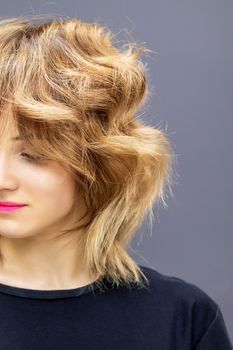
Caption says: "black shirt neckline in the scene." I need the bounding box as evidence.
[0,279,101,299]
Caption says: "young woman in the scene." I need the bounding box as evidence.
[0,15,232,350]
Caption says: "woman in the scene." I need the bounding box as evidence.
[0,15,232,349]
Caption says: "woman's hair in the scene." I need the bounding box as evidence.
[0,15,175,290]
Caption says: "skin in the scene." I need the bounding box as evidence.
[0,116,97,290]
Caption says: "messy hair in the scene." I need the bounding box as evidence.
[0,15,175,290]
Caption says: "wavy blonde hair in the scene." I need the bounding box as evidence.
[0,15,175,290]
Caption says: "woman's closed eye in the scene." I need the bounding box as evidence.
[20,152,45,163]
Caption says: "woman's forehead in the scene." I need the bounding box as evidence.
[0,116,18,139]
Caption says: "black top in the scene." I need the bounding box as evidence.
[0,264,232,350]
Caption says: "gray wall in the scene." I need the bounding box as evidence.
[1,0,232,340]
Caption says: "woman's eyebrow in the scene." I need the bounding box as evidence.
[12,135,32,141]
[12,136,22,141]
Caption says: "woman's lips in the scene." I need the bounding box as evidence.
[0,201,26,206]
[0,205,27,213]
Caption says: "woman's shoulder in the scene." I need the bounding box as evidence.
[137,265,232,349]
[103,264,219,320]
[139,264,218,310]
[138,264,219,326]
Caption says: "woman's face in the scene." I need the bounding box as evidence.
[0,119,86,240]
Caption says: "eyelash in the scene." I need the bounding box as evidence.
[20,152,43,163]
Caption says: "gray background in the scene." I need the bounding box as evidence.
[1,0,232,341]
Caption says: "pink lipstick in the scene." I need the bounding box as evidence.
[0,202,27,213]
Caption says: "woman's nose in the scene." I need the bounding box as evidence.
[0,156,18,189]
